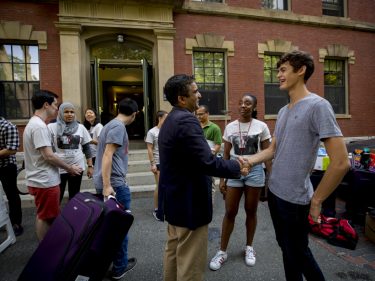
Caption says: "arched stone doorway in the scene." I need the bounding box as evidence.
[55,0,176,136]
[89,34,153,139]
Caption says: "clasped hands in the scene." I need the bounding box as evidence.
[237,156,252,176]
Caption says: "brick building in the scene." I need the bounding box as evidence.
[1,0,374,149]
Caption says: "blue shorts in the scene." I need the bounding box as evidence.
[227,164,265,188]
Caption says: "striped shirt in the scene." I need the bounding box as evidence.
[0,117,19,167]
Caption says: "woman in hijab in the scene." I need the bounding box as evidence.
[48,102,93,202]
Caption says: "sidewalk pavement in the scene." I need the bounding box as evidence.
[1,190,374,281]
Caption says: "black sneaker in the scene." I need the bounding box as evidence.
[12,224,24,236]
[111,257,137,280]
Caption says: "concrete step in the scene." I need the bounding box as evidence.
[128,149,149,161]
[128,160,151,173]
[10,147,155,208]
[2,176,156,208]
[16,149,149,163]
[16,172,157,193]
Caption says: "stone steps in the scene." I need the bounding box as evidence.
[11,148,157,204]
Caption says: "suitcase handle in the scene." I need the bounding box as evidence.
[106,195,116,201]
[105,195,127,211]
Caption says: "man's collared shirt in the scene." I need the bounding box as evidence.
[0,117,19,167]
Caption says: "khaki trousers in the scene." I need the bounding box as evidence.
[163,223,208,281]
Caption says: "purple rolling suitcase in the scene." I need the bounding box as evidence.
[18,192,134,281]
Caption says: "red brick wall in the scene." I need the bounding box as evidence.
[348,0,375,23]
[0,1,61,98]
[173,13,375,137]
[0,1,61,150]
[292,0,322,16]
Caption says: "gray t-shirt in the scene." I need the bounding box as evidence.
[268,93,342,205]
[93,119,129,190]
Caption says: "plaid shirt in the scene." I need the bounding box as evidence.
[0,117,20,167]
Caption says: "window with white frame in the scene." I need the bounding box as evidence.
[193,51,226,115]
[264,54,288,115]
[261,0,288,10]
[324,58,347,114]
[322,0,344,17]
[0,43,40,119]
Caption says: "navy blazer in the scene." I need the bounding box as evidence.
[158,107,241,230]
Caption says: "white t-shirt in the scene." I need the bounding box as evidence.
[223,119,271,160]
[145,126,160,164]
[89,123,103,157]
[23,116,60,188]
[48,123,92,174]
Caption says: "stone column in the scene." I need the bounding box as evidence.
[55,23,83,120]
[154,29,176,111]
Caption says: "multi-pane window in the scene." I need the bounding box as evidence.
[264,54,288,115]
[193,51,225,115]
[322,0,344,17]
[261,0,288,10]
[324,59,346,114]
[0,44,40,119]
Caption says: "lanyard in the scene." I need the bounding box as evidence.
[238,120,252,155]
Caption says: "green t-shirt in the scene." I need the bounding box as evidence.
[202,121,222,148]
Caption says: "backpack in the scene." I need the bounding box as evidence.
[308,214,359,250]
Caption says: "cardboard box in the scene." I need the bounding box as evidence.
[365,213,375,244]
[314,156,330,171]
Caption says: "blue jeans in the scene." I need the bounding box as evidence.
[268,191,325,281]
[112,184,131,273]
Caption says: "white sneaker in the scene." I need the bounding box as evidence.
[209,250,228,271]
[245,246,256,266]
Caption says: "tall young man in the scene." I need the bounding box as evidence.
[247,50,350,281]
[158,74,247,281]
[23,90,82,241]
[93,97,138,280]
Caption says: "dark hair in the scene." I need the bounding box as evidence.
[32,90,58,110]
[277,50,314,82]
[118,98,138,116]
[163,74,195,106]
[83,108,100,130]
[155,110,168,126]
[198,105,209,113]
[243,93,258,119]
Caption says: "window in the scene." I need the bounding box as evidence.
[0,44,40,119]
[261,0,288,10]
[264,54,288,115]
[193,51,226,115]
[322,0,344,17]
[324,59,346,114]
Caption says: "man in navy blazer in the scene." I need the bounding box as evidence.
[158,74,245,281]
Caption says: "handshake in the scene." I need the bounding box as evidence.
[237,156,254,176]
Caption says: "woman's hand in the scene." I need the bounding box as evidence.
[219,180,227,200]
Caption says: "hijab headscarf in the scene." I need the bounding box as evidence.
[56,102,79,137]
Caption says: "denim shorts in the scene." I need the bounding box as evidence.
[226,164,265,188]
